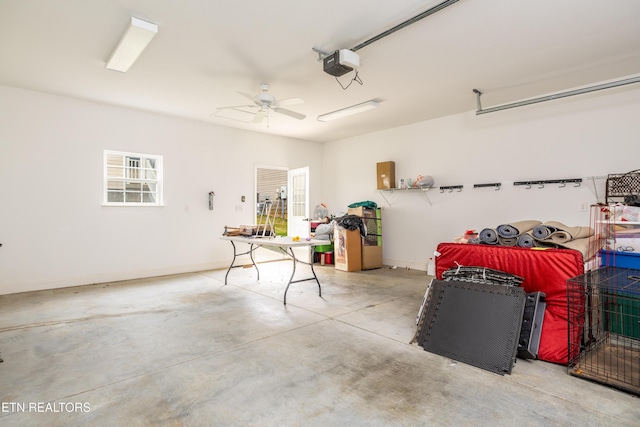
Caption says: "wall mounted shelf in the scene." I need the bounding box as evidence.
[378,186,433,205]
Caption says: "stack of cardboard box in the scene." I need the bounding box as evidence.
[334,206,383,271]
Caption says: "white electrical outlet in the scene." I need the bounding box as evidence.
[579,202,588,212]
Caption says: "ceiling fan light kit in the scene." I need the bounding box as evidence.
[317,100,379,122]
[106,17,158,72]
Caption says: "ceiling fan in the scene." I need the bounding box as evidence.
[212,83,306,124]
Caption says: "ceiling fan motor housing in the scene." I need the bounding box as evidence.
[257,93,275,105]
[214,83,306,122]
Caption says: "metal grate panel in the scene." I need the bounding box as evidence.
[419,280,526,375]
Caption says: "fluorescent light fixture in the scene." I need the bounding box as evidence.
[106,17,158,72]
[317,100,379,122]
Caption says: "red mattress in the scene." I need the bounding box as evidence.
[435,243,584,365]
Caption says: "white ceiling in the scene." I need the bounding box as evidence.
[1,0,639,143]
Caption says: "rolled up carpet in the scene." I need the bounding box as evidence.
[497,236,518,246]
[556,237,603,260]
[532,224,559,240]
[533,239,559,249]
[531,235,603,260]
[545,231,573,244]
[542,221,594,241]
[517,233,535,248]
[496,220,542,238]
[479,228,498,245]
[533,221,595,244]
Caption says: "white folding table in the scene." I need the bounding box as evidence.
[219,235,329,304]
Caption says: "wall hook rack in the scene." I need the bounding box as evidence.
[440,185,463,193]
[473,183,501,191]
[513,178,582,189]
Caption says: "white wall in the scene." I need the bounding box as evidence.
[323,87,640,269]
[2,85,639,294]
[0,86,323,294]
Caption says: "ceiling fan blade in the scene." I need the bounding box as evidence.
[272,107,305,120]
[212,104,255,113]
[237,91,260,105]
[253,110,267,123]
[212,107,257,123]
[276,97,304,106]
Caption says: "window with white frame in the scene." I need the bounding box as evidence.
[104,150,163,206]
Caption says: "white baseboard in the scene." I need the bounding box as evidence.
[0,261,229,295]
[383,258,428,272]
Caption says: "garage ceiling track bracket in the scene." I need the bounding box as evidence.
[314,0,460,60]
[473,75,640,115]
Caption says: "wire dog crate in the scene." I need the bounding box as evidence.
[567,267,640,395]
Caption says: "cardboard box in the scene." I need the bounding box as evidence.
[377,161,395,189]
[363,234,381,246]
[334,227,362,272]
[239,224,271,236]
[347,206,377,218]
[362,245,382,270]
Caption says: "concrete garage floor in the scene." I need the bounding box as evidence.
[0,262,638,426]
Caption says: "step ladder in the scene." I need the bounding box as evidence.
[258,199,280,237]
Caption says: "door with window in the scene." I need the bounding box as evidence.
[287,167,309,237]
[287,167,310,261]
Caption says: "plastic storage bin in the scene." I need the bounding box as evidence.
[600,250,640,269]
